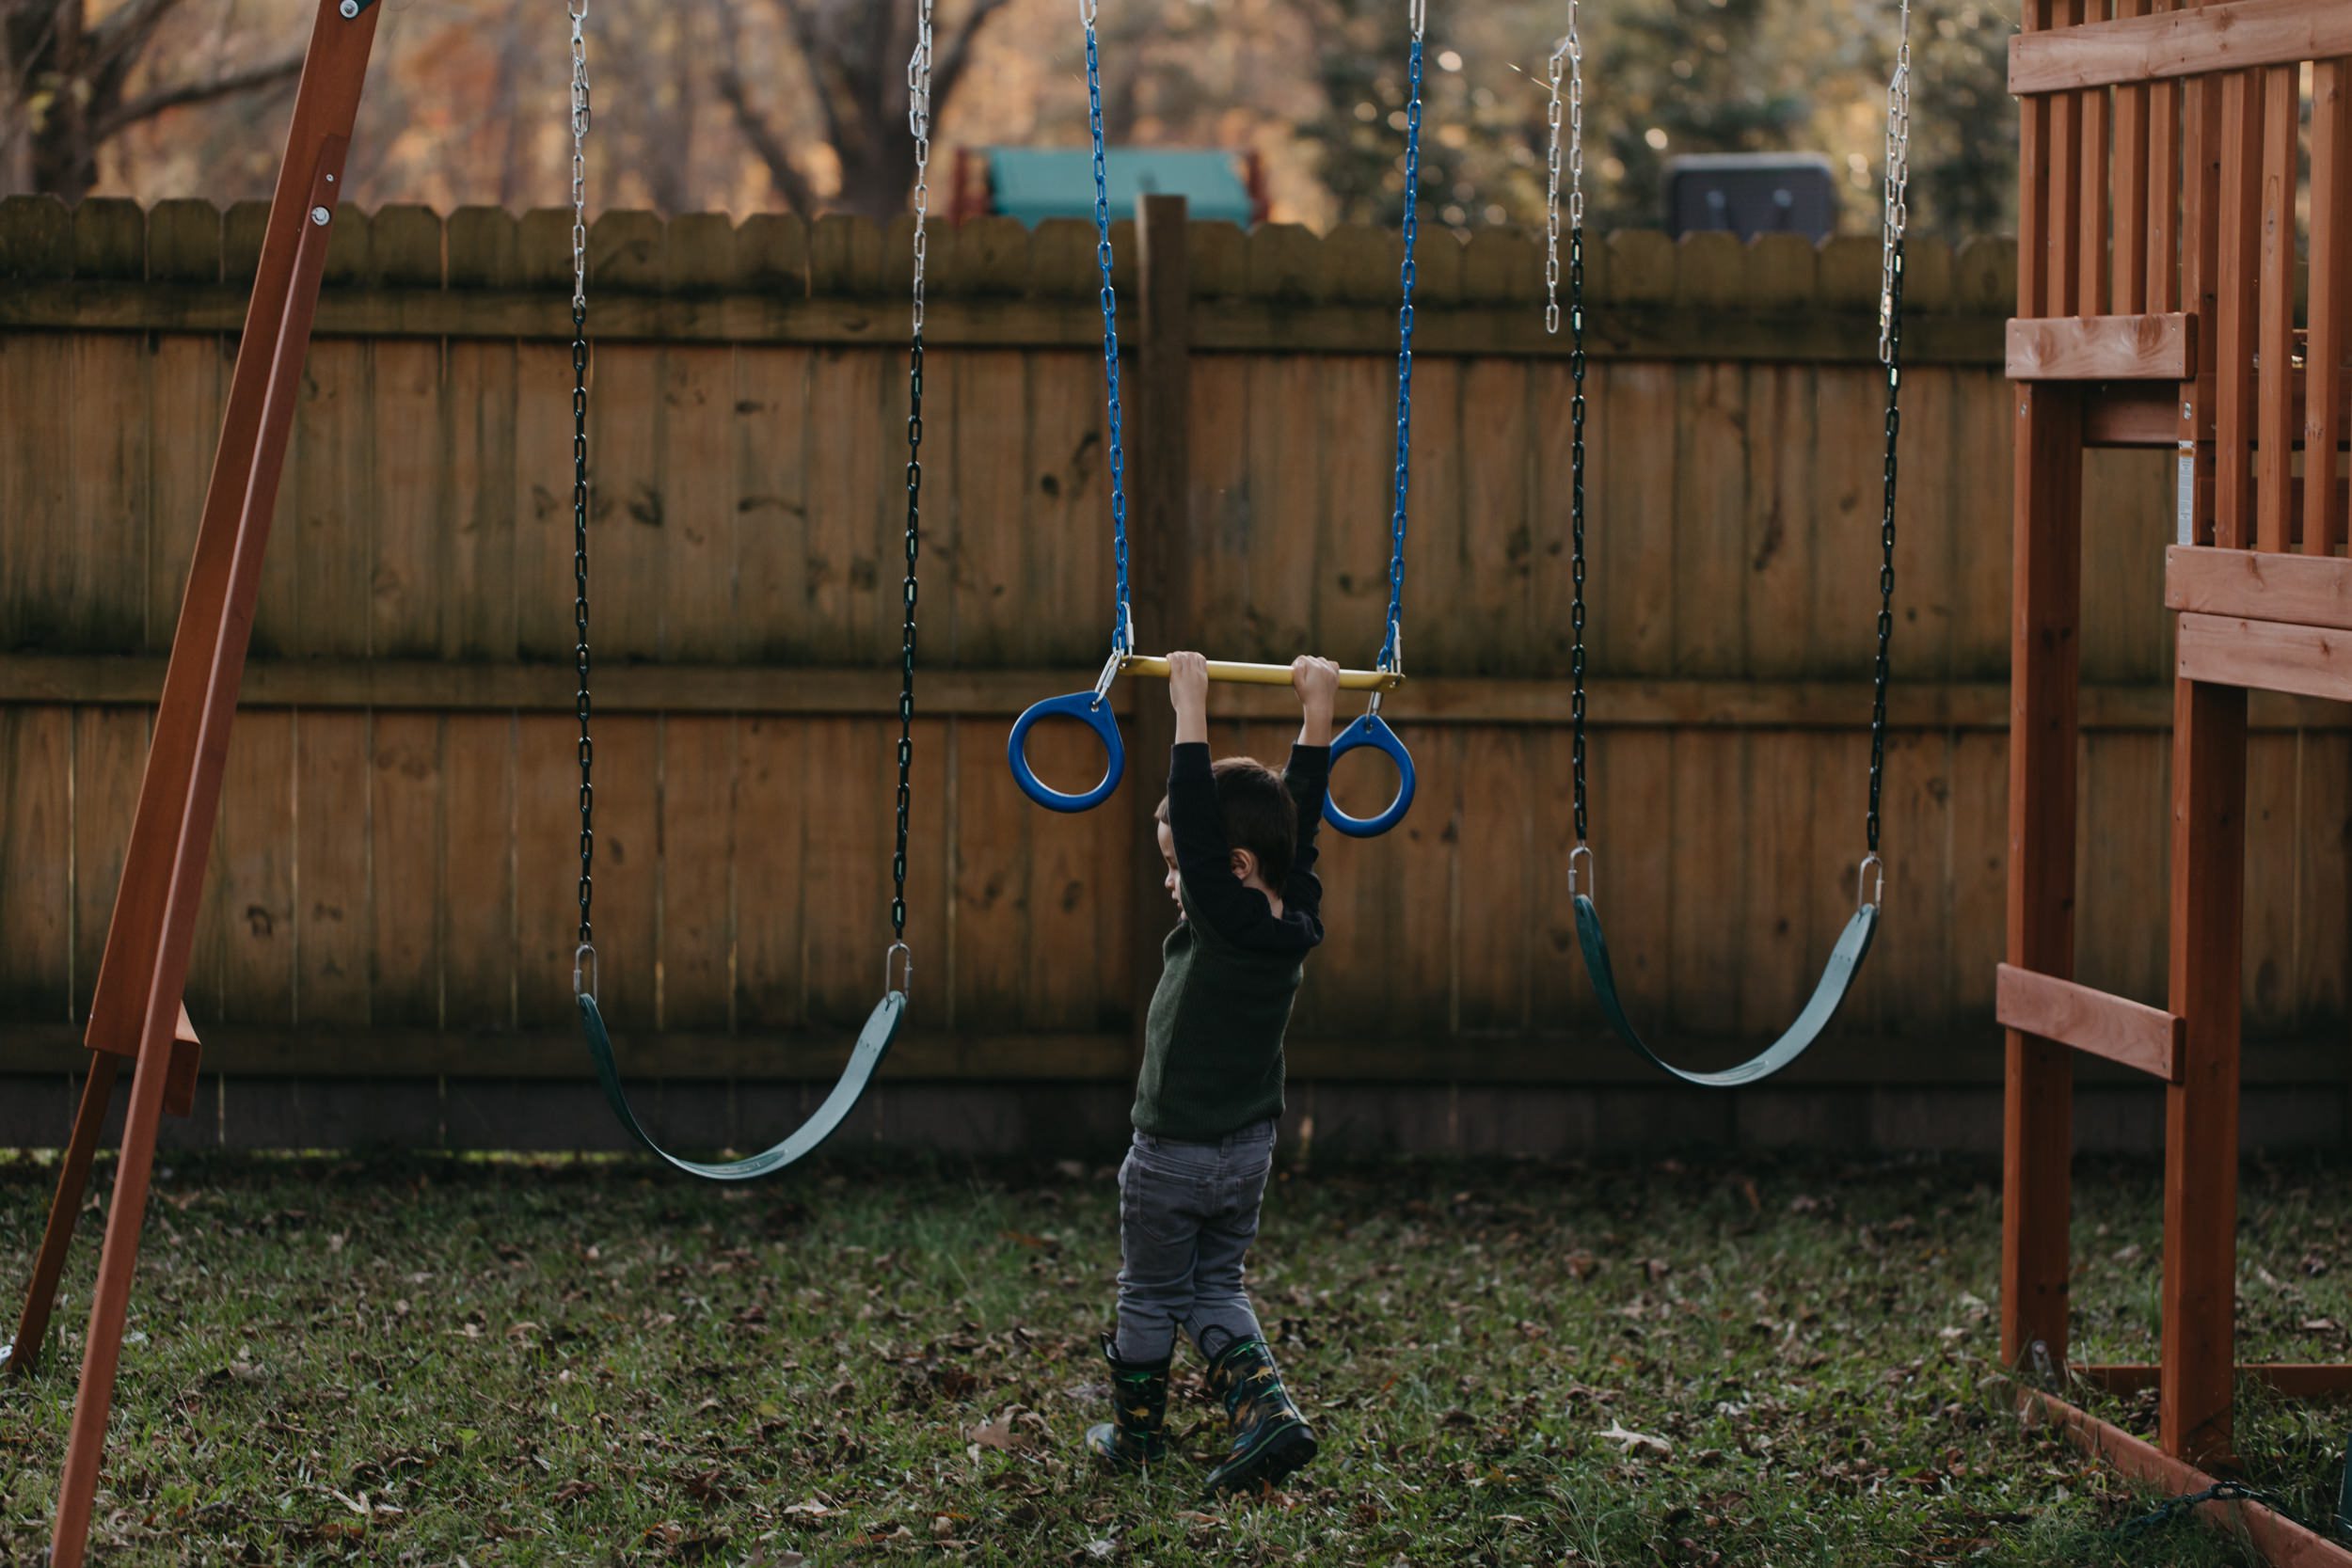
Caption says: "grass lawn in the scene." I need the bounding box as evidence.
[4,1147,2349,1565]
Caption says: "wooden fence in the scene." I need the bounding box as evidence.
[0,195,2344,1154]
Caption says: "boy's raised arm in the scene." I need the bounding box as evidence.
[1164,653,1272,940]
[1282,657,1337,922]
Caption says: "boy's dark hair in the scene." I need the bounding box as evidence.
[1156,757,1296,887]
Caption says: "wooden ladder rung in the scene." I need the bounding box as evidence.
[2009,312,2197,380]
[2177,610,2352,701]
[1995,964,2185,1080]
[2168,546,2352,629]
[2073,1363,2352,1399]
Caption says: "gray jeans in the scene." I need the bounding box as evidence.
[1112,1119,1277,1364]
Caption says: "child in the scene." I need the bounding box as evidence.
[1086,651,1338,1495]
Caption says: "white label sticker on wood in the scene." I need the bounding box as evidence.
[2176,447,2197,546]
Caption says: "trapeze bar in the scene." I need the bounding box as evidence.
[1117,655,1406,691]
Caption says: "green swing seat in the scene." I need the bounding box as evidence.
[579,991,903,1181]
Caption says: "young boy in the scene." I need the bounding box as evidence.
[1086,651,1339,1495]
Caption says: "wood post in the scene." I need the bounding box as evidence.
[2162,674,2248,1466]
[1128,194,1191,1054]
[2002,384,2084,1375]
[16,4,383,1563]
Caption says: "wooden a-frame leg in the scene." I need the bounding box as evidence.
[50,1021,179,1567]
[40,5,379,1563]
[5,1055,121,1381]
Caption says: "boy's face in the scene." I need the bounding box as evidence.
[1156,820,1182,911]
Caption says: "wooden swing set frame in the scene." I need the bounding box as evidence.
[12,0,2352,1563]
[2001,1,2352,1561]
[1,3,383,1564]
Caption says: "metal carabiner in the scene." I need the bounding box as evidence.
[1568,843,1596,902]
[885,941,914,998]
[1857,853,1886,911]
[574,942,599,1004]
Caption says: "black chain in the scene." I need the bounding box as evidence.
[573,298,594,949]
[894,334,923,941]
[1565,239,1903,866]
[2118,1479,2337,1541]
[1865,241,1904,857]
[1566,223,1588,846]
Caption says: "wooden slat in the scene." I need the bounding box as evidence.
[2028,1392,2352,1568]
[2215,71,2264,547]
[2011,0,2352,93]
[2179,611,2352,700]
[2142,0,2178,313]
[2179,57,2223,541]
[2051,0,2086,317]
[12,655,2352,731]
[11,1018,2349,1087]
[1995,963,2184,1079]
[2007,312,2195,379]
[2309,59,2352,557]
[2074,1362,2352,1397]
[2080,0,2115,315]
[2167,545,2352,628]
[2022,0,2057,315]
[2254,65,2298,552]
[2114,0,2153,312]
[0,283,2010,367]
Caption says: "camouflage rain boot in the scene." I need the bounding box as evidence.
[1200,1336,1318,1495]
[1085,1332,1170,1470]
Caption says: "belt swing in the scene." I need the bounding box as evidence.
[1545,0,1913,1086]
[1004,0,1435,838]
[567,0,936,1176]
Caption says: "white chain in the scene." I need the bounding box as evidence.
[569,0,590,312]
[1542,0,1581,335]
[1880,0,1913,366]
[908,0,934,335]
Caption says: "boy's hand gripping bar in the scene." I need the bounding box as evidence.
[1007,654,1416,836]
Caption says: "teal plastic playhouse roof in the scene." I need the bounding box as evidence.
[984,149,1254,228]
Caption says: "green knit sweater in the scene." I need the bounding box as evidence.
[1131,741,1329,1140]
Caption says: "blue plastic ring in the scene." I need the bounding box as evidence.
[1008,689,1126,812]
[1324,712,1416,837]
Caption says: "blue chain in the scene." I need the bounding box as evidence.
[1085,16,1131,655]
[1379,25,1425,674]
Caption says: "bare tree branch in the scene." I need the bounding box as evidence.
[712,61,819,219]
[96,51,300,140]
[930,0,1017,118]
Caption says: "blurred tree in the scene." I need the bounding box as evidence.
[1311,0,2015,244]
[712,0,1017,222]
[2,0,301,199]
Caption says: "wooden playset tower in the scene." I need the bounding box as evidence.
[2000,3,2352,1560]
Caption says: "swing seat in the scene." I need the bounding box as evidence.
[578,989,903,1180]
[1573,894,1877,1087]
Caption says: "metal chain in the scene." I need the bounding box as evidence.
[1377,0,1426,676]
[2117,1481,2325,1541]
[1542,0,1581,337]
[1549,0,1589,847]
[891,0,932,987]
[569,0,596,989]
[1865,0,1912,875]
[1081,0,1132,657]
[1564,0,1909,903]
